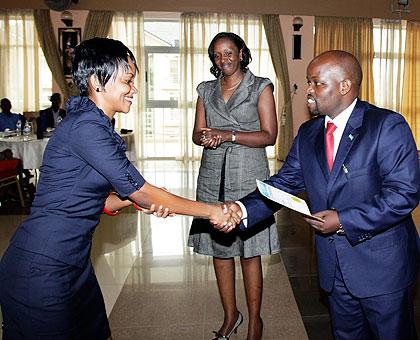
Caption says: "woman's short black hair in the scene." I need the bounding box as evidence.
[208,32,252,78]
[72,38,138,96]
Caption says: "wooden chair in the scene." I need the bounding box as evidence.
[0,159,25,207]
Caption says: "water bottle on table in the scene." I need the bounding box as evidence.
[16,120,22,136]
[23,121,31,141]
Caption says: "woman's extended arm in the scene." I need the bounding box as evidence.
[128,182,235,226]
[104,191,172,217]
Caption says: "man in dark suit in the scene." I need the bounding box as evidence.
[36,93,66,139]
[222,50,420,339]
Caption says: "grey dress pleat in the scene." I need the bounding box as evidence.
[188,70,280,258]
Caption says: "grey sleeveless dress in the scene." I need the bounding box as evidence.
[188,70,280,258]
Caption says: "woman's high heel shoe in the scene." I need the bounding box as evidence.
[212,311,243,339]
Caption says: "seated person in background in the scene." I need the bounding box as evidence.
[0,148,23,183]
[0,148,32,186]
[36,93,66,138]
[0,148,14,161]
[0,98,25,132]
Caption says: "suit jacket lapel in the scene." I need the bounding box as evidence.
[327,99,367,192]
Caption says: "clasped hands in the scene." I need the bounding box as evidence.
[200,128,223,149]
[209,202,243,233]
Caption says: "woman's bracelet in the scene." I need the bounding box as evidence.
[103,207,120,216]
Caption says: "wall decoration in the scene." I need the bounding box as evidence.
[59,27,81,77]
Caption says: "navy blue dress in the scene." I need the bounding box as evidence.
[0,96,145,339]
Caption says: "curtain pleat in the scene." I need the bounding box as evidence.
[262,14,293,161]
[82,11,113,41]
[314,16,374,103]
[401,21,420,145]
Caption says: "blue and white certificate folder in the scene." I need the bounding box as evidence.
[256,180,324,222]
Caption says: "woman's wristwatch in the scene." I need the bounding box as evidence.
[231,130,236,143]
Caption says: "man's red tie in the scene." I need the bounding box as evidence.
[326,122,337,171]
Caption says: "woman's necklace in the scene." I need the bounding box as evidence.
[221,77,243,91]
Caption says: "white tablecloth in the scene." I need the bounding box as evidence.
[0,135,49,169]
[0,132,137,169]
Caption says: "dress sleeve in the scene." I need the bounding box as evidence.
[69,119,145,197]
[196,81,207,101]
[257,77,274,96]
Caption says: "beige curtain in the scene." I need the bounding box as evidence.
[33,9,78,98]
[315,16,374,102]
[108,12,145,159]
[180,13,277,161]
[82,11,114,41]
[262,14,293,161]
[401,21,420,145]
[372,19,405,112]
[0,10,51,112]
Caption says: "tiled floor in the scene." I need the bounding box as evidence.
[0,160,419,339]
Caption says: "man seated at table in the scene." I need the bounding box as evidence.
[0,98,25,132]
[36,93,66,139]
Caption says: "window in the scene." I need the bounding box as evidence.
[110,12,276,160]
[143,16,182,158]
[372,19,406,111]
[0,11,52,113]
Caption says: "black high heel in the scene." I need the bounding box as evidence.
[212,311,243,340]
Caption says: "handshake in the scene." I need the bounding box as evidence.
[208,202,243,233]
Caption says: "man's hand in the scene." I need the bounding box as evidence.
[226,201,243,225]
[304,210,340,234]
[210,202,243,233]
[208,203,242,232]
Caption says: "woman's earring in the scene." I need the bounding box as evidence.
[96,88,100,92]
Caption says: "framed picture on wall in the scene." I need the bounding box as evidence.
[59,27,81,77]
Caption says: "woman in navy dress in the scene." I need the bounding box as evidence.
[0,38,232,339]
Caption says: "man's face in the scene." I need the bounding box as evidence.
[0,99,11,113]
[306,58,345,119]
[51,97,61,108]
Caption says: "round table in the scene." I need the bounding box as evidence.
[0,134,49,169]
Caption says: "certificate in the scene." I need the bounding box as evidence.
[256,180,324,222]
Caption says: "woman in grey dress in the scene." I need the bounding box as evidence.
[188,32,280,340]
